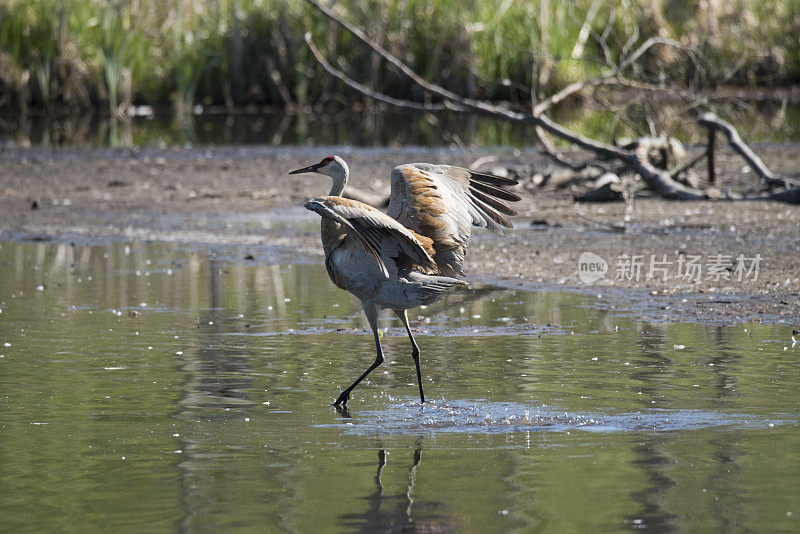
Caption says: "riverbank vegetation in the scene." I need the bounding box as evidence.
[1,0,799,117]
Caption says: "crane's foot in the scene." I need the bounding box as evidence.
[333,391,350,406]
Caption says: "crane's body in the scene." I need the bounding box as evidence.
[289,156,520,406]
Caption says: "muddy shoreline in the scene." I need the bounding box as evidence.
[1,145,798,325]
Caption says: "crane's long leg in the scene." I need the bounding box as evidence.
[334,302,383,406]
[395,309,425,403]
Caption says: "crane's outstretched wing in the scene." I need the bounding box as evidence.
[305,196,437,275]
[386,164,520,277]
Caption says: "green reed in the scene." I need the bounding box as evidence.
[0,0,797,115]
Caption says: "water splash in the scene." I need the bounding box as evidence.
[322,398,796,436]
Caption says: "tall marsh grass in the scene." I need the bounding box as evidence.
[1,0,798,115]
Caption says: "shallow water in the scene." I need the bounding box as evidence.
[0,240,798,532]
[4,102,798,148]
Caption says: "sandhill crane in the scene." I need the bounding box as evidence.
[289,155,520,406]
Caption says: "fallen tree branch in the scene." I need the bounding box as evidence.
[532,76,690,117]
[302,0,798,204]
[302,4,709,200]
[535,128,607,173]
[534,123,590,171]
[305,0,631,153]
[697,112,787,189]
[303,0,505,117]
[669,149,706,178]
[768,187,800,203]
[533,118,709,201]
[533,78,606,116]
[304,33,454,112]
[630,140,710,199]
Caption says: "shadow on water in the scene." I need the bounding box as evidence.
[0,240,798,532]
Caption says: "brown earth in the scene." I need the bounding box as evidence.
[0,145,798,326]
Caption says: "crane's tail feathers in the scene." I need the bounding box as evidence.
[385,272,466,307]
[305,199,390,277]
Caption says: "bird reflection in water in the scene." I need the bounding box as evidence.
[339,448,454,533]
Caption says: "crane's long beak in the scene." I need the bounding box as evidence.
[288,163,321,175]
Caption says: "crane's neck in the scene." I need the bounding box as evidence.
[328,165,348,196]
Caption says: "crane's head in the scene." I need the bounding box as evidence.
[288,155,348,178]
[289,156,349,196]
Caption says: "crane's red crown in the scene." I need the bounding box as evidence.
[320,156,335,166]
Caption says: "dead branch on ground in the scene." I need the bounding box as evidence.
[697,112,789,190]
